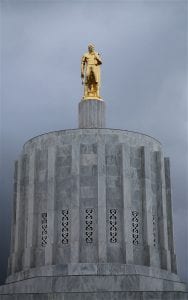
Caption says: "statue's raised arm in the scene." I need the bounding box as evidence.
[81,44,102,100]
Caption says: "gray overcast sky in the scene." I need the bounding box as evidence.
[0,0,187,284]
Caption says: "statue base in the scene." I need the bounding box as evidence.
[79,98,105,128]
[82,97,103,100]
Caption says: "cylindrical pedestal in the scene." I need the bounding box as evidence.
[79,99,105,128]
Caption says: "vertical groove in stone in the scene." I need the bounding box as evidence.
[122,144,134,264]
[141,147,158,267]
[156,151,171,271]
[78,100,105,128]
[45,146,56,265]
[24,150,36,268]
[97,137,107,262]
[164,157,177,273]
[70,139,80,263]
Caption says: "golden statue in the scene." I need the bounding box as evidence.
[81,44,102,100]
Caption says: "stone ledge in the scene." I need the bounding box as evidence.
[23,128,162,151]
[0,273,187,294]
[6,263,180,284]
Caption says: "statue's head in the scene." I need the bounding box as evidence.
[88,43,95,53]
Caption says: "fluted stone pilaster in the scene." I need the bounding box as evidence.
[97,136,107,262]
[122,144,134,264]
[141,147,160,268]
[45,146,56,265]
[8,161,18,275]
[156,151,171,271]
[165,157,177,273]
[70,137,80,263]
[24,150,36,268]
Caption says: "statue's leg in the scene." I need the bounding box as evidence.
[84,68,91,98]
[93,66,100,98]
[83,84,85,98]
[91,68,95,94]
[85,82,89,98]
[92,83,96,97]
[91,81,95,95]
[84,74,88,98]
[89,69,96,96]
